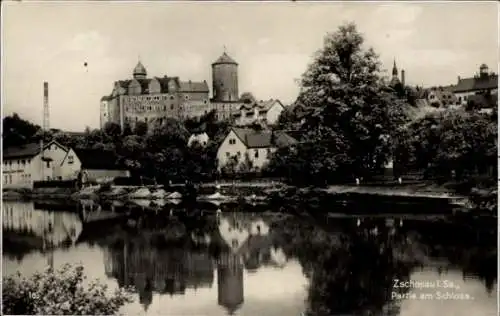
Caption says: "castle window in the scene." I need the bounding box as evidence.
[145,117,148,123]
[170,95,174,100]
[171,104,174,110]
[204,100,208,104]
[147,97,151,101]
[185,95,189,100]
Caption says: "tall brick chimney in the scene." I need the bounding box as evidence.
[401,70,405,87]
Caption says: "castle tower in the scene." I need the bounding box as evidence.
[133,61,147,80]
[212,50,239,102]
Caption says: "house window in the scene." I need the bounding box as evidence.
[4,175,7,184]
[46,161,50,168]
[170,95,174,100]
[254,149,259,158]
[68,155,74,164]
[226,152,230,157]
[267,148,271,157]
[185,95,189,100]
[229,139,236,145]
[171,104,174,110]
[237,151,241,157]
[58,176,62,180]
[204,100,208,104]
[9,175,12,184]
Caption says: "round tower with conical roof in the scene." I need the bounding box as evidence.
[133,61,147,80]
[212,51,239,102]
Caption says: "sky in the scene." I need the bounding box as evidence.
[2,1,498,131]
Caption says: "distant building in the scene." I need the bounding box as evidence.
[426,86,458,108]
[2,140,69,189]
[453,64,498,106]
[61,148,131,183]
[100,61,210,130]
[100,51,250,130]
[389,59,406,88]
[216,127,297,172]
[187,132,209,147]
[233,99,285,126]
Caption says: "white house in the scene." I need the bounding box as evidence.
[453,64,498,106]
[216,127,297,172]
[3,140,70,189]
[233,99,285,126]
[187,132,209,147]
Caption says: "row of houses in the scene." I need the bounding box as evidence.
[2,141,130,189]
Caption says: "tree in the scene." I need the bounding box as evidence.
[269,22,409,183]
[2,113,41,148]
[240,92,256,104]
[134,121,148,137]
[3,264,133,315]
[103,122,122,138]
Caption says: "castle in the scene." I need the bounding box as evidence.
[100,51,246,130]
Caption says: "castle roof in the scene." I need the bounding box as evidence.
[212,52,238,66]
[133,61,147,76]
[112,77,207,95]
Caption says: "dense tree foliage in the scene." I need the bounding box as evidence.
[3,264,133,315]
[2,113,41,148]
[393,109,497,183]
[2,112,230,183]
[266,22,410,185]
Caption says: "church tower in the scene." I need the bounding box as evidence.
[212,50,239,102]
[390,59,401,87]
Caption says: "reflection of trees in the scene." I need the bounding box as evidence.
[272,216,416,316]
[3,201,83,261]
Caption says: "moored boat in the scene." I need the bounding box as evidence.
[128,187,152,199]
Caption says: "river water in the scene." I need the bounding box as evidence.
[2,199,498,316]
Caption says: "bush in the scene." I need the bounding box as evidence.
[2,264,134,315]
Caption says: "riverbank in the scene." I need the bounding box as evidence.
[2,181,469,203]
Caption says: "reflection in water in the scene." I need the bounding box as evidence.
[2,200,497,316]
[3,201,82,251]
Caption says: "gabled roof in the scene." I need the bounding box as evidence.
[230,127,297,149]
[453,74,498,93]
[73,148,127,170]
[238,99,283,112]
[179,81,209,92]
[3,140,68,160]
[212,52,238,65]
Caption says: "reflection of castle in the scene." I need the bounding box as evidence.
[215,213,287,315]
[103,242,215,312]
[3,201,83,249]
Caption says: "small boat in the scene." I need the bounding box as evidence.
[102,186,128,198]
[131,199,152,208]
[167,199,182,205]
[128,187,152,199]
[151,189,167,199]
[245,194,267,202]
[199,192,233,201]
[166,191,182,199]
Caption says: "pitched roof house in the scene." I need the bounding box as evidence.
[233,99,285,126]
[216,127,297,172]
